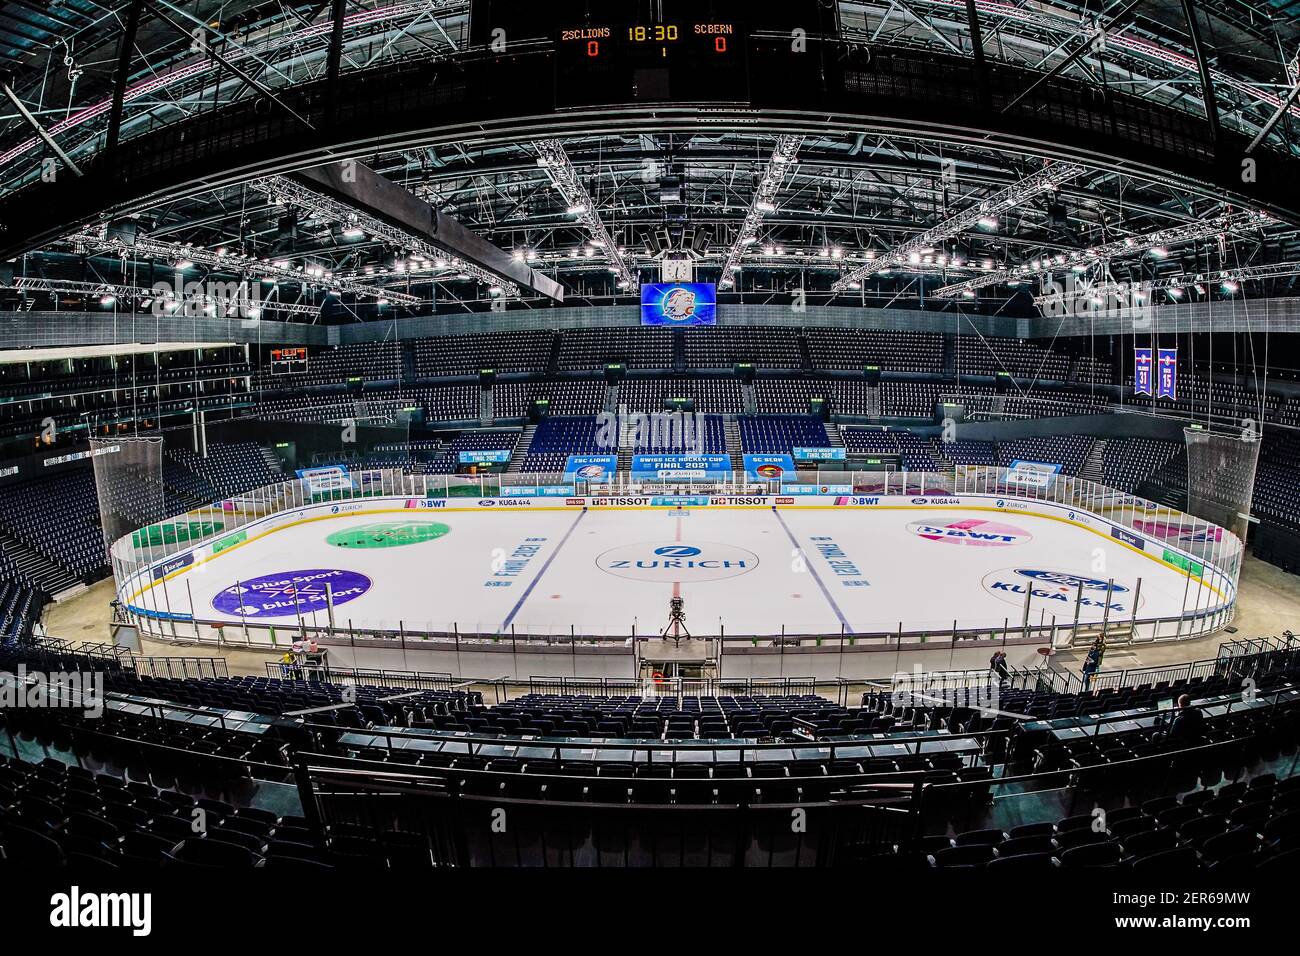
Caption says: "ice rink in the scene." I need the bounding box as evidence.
[133,504,1226,637]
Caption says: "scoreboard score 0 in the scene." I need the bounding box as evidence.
[270,347,308,375]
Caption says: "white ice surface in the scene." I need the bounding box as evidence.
[144,507,1216,637]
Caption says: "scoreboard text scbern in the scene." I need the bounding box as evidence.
[555,15,747,105]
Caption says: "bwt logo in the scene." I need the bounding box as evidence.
[150,277,264,318]
[654,545,702,557]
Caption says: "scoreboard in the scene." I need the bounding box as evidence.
[554,15,748,105]
[270,347,308,375]
[469,1,842,106]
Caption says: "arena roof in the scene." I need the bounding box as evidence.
[0,1,1297,322]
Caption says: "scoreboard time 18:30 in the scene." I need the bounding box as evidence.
[559,21,739,58]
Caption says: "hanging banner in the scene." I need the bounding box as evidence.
[792,447,847,462]
[297,465,352,495]
[742,454,797,482]
[631,454,732,480]
[1157,347,1178,399]
[1005,460,1063,490]
[1134,347,1153,396]
[458,449,512,464]
[563,454,618,483]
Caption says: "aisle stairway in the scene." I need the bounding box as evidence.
[1079,439,1107,483]
[723,416,743,471]
[0,530,81,595]
[865,383,882,418]
[506,424,538,474]
[257,446,284,478]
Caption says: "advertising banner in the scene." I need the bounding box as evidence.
[563,454,618,483]
[1005,459,1063,490]
[458,449,512,464]
[296,465,351,495]
[631,454,732,480]
[501,485,576,497]
[792,447,846,462]
[742,454,797,482]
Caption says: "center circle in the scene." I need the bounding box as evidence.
[595,541,760,583]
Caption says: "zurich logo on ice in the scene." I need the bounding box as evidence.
[654,545,702,557]
[597,541,759,582]
[1014,569,1130,593]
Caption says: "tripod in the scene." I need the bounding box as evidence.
[661,595,691,647]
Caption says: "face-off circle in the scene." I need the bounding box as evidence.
[595,541,760,583]
[212,569,372,617]
[981,568,1143,617]
[326,521,451,549]
[907,517,1033,547]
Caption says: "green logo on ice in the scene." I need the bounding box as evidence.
[326,521,452,549]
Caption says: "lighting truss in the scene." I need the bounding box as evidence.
[862,1,1300,136]
[932,210,1273,298]
[4,277,321,316]
[831,162,1088,292]
[247,176,515,296]
[1034,259,1300,305]
[533,140,638,291]
[718,135,802,290]
[66,231,417,304]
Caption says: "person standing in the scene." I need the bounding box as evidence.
[989,650,1009,684]
[1080,638,1105,691]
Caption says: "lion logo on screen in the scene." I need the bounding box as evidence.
[662,287,698,322]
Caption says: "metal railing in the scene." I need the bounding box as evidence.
[520,675,818,699]
[264,662,457,692]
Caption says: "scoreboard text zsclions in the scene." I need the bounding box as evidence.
[555,19,748,106]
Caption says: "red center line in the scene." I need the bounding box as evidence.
[672,515,682,601]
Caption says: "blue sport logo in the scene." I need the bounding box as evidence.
[212,569,371,617]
